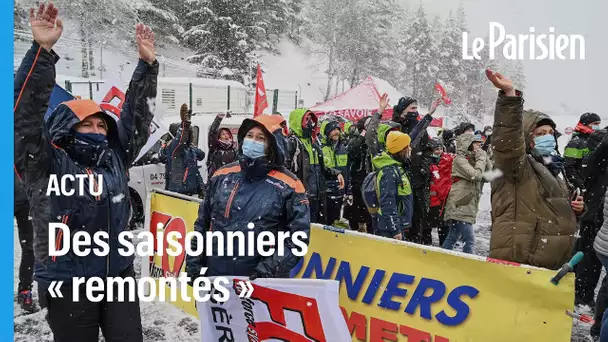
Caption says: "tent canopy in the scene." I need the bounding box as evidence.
[310,76,443,127]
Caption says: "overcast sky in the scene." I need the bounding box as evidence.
[405,0,606,119]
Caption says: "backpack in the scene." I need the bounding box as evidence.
[361,166,403,215]
[361,171,380,214]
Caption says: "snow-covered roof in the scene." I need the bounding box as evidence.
[159,77,247,89]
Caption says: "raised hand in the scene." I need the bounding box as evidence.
[378,93,389,114]
[429,98,442,116]
[30,2,63,52]
[136,23,156,64]
[485,68,516,96]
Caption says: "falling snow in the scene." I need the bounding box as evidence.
[112,193,125,203]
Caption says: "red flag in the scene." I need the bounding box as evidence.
[435,82,452,105]
[254,64,268,117]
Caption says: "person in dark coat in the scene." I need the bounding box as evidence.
[371,131,414,240]
[320,119,350,226]
[207,113,238,178]
[441,129,456,154]
[344,116,373,232]
[160,104,205,197]
[14,6,157,340]
[14,173,37,313]
[186,115,310,279]
[583,129,608,338]
[287,109,344,224]
[565,112,602,192]
[389,95,441,245]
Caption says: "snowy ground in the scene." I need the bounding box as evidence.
[13,187,594,341]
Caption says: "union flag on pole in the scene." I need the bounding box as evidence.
[435,81,452,105]
[254,64,268,117]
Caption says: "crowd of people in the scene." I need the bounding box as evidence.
[12,2,608,342]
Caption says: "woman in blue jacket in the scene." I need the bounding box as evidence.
[14,3,157,340]
[187,115,311,279]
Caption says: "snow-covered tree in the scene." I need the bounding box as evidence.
[402,2,437,106]
[182,0,257,82]
[135,0,186,46]
[53,0,139,77]
[14,2,28,31]
[437,11,466,107]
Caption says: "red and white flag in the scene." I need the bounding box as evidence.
[254,64,268,117]
[198,278,350,342]
[435,81,452,105]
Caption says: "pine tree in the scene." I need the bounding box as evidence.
[135,0,186,45]
[404,2,438,106]
[182,0,256,81]
[14,2,28,31]
[437,10,466,108]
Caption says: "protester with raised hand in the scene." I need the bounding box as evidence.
[207,112,238,178]
[486,69,583,270]
[14,2,158,340]
[160,103,206,197]
[371,94,440,244]
[187,115,310,279]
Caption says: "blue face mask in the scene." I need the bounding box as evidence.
[533,134,556,156]
[74,132,107,146]
[592,125,601,131]
[242,138,266,159]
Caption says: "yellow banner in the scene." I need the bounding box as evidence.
[146,191,574,341]
[291,225,575,342]
[146,191,199,317]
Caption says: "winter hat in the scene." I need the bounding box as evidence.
[472,134,484,143]
[386,131,411,154]
[428,138,443,151]
[324,121,341,137]
[579,112,601,126]
[393,97,417,117]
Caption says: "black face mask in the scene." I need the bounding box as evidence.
[302,120,315,139]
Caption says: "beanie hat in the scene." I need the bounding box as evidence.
[393,96,417,117]
[324,121,341,137]
[579,112,601,126]
[386,131,411,154]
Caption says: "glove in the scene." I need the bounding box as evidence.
[345,195,354,206]
[249,270,262,281]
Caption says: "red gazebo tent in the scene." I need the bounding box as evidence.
[309,76,443,127]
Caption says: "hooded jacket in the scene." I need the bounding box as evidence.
[564,122,595,191]
[160,121,205,195]
[346,116,372,193]
[187,115,310,278]
[443,134,487,224]
[582,130,608,225]
[489,91,577,270]
[14,41,158,284]
[287,109,341,200]
[430,153,455,208]
[320,120,349,195]
[371,152,414,237]
[207,114,238,177]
